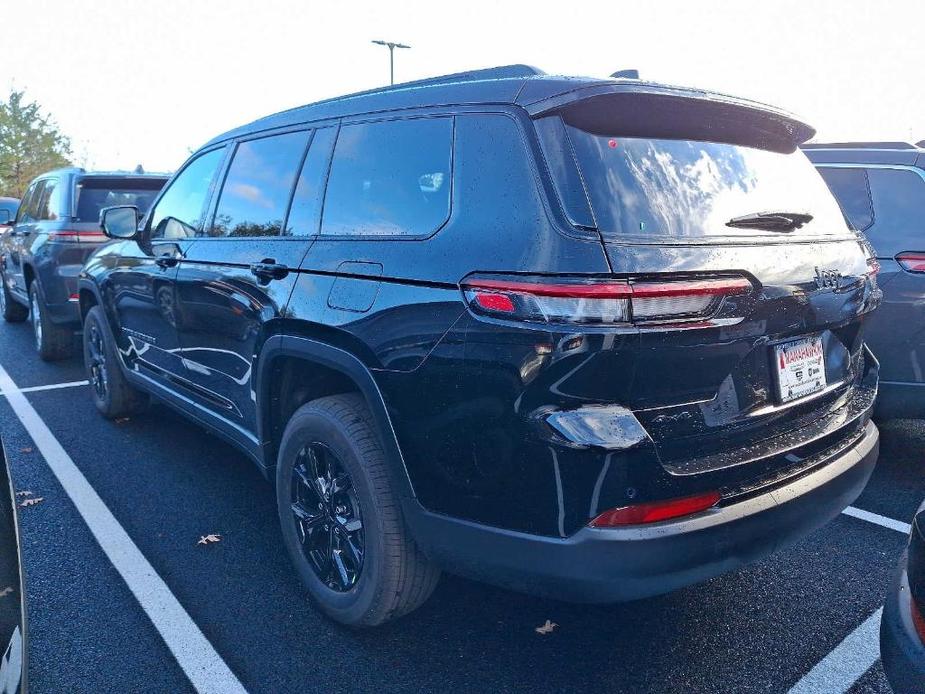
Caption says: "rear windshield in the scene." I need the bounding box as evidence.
[74,178,166,223]
[537,115,851,242]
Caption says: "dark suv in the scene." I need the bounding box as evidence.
[0,168,167,359]
[80,65,881,626]
[804,143,925,417]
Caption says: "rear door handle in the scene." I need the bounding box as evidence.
[250,261,289,282]
[155,255,179,269]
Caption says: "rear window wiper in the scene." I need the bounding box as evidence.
[725,211,813,232]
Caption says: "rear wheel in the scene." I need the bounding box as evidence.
[276,393,440,626]
[83,306,149,418]
[0,273,27,322]
[29,283,71,360]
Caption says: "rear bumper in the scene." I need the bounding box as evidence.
[407,421,879,602]
[881,554,925,692]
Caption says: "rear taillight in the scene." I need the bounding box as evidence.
[461,275,751,326]
[913,595,925,645]
[589,491,722,527]
[49,230,107,243]
[897,252,925,274]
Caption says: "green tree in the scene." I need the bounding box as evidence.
[0,90,72,198]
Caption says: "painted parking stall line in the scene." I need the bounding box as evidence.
[0,363,247,694]
[0,380,89,396]
[787,608,883,694]
[842,505,913,535]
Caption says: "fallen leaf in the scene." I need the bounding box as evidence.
[19,497,43,508]
[197,534,221,546]
[535,619,558,635]
[15,491,32,498]
[19,447,33,454]
[114,417,130,425]
[0,587,12,598]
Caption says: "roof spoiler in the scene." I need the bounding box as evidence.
[520,83,815,154]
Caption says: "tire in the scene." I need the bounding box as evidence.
[29,282,72,360]
[83,305,149,418]
[276,393,440,627]
[0,272,27,322]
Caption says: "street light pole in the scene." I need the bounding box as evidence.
[371,40,411,85]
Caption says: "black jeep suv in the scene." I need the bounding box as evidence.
[0,168,167,360]
[80,65,882,626]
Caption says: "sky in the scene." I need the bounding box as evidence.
[3,0,923,173]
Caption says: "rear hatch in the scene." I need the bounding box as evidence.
[65,175,167,241]
[532,85,880,478]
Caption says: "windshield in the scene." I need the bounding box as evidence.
[538,116,851,241]
[74,178,166,223]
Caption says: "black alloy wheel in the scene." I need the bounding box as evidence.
[290,442,364,592]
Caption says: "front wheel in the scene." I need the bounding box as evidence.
[83,306,149,418]
[0,272,28,322]
[276,393,440,627]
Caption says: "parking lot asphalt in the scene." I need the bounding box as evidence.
[0,320,920,693]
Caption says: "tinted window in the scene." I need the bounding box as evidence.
[865,168,925,251]
[285,128,336,236]
[34,179,62,221]
[17,182,42,224]
[0,200,17,224]
[539,116,850,240]
[321,118,452,237]
[150,148,225,240]
[209,131,309,238]
[74,178,166,223]
[817,168,873,231]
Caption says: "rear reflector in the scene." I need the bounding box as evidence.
[589,491,721,527]
[897,252,925,274]
[49,230,107,243]
[462,275,751,326]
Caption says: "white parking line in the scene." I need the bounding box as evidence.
[0,364,247,694]
[842,506,912,535]
[787,608,883,694]
[0,380,90,395]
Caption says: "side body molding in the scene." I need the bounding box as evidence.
[255,335,417,501]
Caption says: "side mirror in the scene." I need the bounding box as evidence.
[100,205,140,240]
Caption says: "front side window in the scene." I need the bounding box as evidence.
[817,167,874,231]
[150,148,225,240]
[321,117,453,237]
[209,130,309,238]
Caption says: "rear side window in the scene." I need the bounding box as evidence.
[321,118,452,237]
[74,178,166,223]
[17,181,42,224]
[864,168,925,252]
[150,148,225,240]
[285,128,336,236]
[537,113,851,241]
[36,179,61,221]
[209,130,310,238]
[816,168,874,231]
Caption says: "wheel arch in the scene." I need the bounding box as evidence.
[256,335,417,501]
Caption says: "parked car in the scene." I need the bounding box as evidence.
[881,498,925,691]
[0,169,168,360]
[80,65,881,626]
[0,439,27,694]
[0,198,19,227]
[804,142,925,418]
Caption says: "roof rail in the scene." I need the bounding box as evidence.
[390,64,545,89]
[802,141,918,150]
